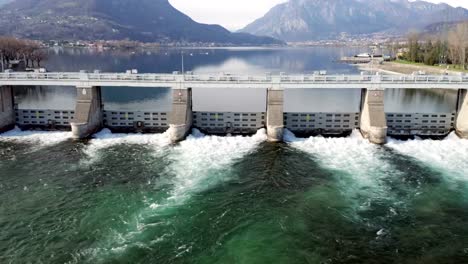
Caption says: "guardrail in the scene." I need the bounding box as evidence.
[1,72,468,88]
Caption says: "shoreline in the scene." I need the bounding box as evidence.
[357,61,466,75]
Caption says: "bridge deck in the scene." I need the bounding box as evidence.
[0,72,467,89]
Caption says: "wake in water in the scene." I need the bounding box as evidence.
[82,129,267,262]
[387,132,468,181]
[0,127,72,146]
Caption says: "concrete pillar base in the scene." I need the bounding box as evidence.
[266,89,284,142]
[71,86,103,139]
[456,89,468,139]
[0,86,15,133]
[267,125,284,142]
[360,89,387,145]
[167,124,191,143]
[71,121,101,140]
[168,88,192,143]
[361,126,387,145]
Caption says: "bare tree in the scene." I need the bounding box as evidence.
[31,49,47,67]
[448,22,468,70]
[0,37,46,70]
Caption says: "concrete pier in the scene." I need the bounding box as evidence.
[266,89,284,142]
[360,89,387,144]
[168,88,192,143]
[0,86,15,132]
[71,86,103,139]
[456,89,468,138]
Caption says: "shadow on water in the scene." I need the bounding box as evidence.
[98,142,338,264]
[0,139,172,264]
[2,132,468,264]
[375,147,468,264]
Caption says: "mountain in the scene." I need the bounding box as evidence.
[0,0,13,6]
[0,0,283,45]
[240,0,468,41]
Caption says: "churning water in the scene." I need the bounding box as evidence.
[2,47,468,263]
[1,128,468,263]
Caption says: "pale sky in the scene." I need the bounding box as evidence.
[169,0,468,30]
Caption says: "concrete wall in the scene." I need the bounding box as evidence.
[387,112,454,137]
[0,86,15,132]
[8,84,466,143]
[16,109,74,130]
[360,89,387,144]
[266,89,284,142]
[456,89,468,138]
[71,86,103,139]
[167,88,192,142]
[284,112,359,136]
[103,110,169,133]
[193,112,264,135]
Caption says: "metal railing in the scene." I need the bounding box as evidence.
[1,72,468,85]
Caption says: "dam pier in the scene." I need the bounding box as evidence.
[1,71,468,144]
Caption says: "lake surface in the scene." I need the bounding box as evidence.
[13,47,458,114]
[2,47,468,264]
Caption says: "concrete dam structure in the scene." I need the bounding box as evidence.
[1,71,468,144]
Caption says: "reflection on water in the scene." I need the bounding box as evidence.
[385,89,458,113]
[10,47,456,113]
[193,88,267,112]
[14,86,76,110]
[101,87,172,111]
[285,89,361,112]
[45,47,365,74]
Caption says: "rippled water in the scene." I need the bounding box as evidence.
[1,128,468,263]
[2,47,468,263]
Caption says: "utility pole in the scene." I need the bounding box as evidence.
[181,51,185,75]
[0,52,4,72]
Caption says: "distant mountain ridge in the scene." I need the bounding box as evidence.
[241,0,468,41]
[0,0,283,45]
[0,0,12,6]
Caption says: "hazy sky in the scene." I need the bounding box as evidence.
[169,0,468,30]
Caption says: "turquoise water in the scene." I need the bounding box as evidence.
[1,129,468,263]
[2,47,468,263]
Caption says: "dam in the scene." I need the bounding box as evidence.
[1,71,468,144]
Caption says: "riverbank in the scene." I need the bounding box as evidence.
[358,60,467,75]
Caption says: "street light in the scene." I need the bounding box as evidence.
[0,51,4,72]
[181,51,185,75]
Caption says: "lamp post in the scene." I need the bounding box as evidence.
[0,52,4,72]
[181,51,185,75]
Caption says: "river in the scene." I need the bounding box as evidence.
[1,47,467,263]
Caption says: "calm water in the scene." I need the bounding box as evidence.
[14,47,458,113]
[2,47,468,263]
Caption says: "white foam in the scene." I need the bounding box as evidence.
[284,129,398,201]
[387,132,468,181]
[82,129,172,163]
[85,129,267,260]
[0,127,72,146]
[164,128,267,205]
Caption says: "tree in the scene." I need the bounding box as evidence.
[0,37,46,70]
[31,50,47,67]
[448,22,468,69]
[406,33,422,63]
[423,40,438,65]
